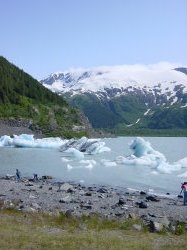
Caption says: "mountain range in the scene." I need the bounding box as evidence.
[41,63,187,135]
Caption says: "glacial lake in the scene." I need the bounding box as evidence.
[0,137,187,195]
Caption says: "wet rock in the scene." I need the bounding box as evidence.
[139,201,148,209]
[42,175,53,180]
[140,191,147,195]
[146,196,160,202]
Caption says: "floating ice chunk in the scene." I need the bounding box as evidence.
[79,160,97,165]
[117,137,182,174]
[64,148,84,160]
[61,157,71,162]
[0,135,13,147]
[177,157,187,168]
[0,134,110,153]
[101,159,117,167]
[67,164,73,171]
[60,137,110,154]
[11,134,64,148]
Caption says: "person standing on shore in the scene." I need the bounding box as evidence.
[16,169,21,182]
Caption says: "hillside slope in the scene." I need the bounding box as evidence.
[0,56,91,138]
[41,64,187,134]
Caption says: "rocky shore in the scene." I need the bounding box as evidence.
[0,176,187,232]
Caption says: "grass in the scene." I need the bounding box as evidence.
[0,209,187,249]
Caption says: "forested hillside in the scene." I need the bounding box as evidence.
[0,57,89,138]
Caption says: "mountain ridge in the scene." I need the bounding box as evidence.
[41,64,187,132]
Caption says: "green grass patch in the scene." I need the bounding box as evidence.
[1,209,187,249]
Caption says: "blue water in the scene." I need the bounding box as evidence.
[0,137,187,195]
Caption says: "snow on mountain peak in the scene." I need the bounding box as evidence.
[41,63,187,95]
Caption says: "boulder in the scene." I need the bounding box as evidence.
[132,224,142,231]
[150,221,163,232]
[139,201,148,209]
[118,198,126,205]
[146,196,160,202]
[60,183,74,192]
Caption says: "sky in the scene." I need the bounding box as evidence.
[0,0,187,79]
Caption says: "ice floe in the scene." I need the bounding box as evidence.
[115,137,182,174]
[0,134,110,155]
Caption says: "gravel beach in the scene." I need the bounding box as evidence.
[1,175,187,232]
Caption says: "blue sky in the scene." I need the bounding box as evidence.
[0,0,186,79]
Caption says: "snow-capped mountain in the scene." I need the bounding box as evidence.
[41,63,187,130]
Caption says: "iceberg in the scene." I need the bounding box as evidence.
[63,148,84,160]
[0,134,110,154]
[116,137,182,174]
[59,136,110,154]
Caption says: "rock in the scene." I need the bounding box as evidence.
[19,205,24,209]
[31,203,41,209]
[60,183,74,192]
[178,195,183,198]
[118,198,126,205]
[48,187,52,190]
[59,196,71,203]
[42,175,53,180]
[65,210,74,217]
[115,212,124,217]
[132,224,142,231]
[80,204,92,209]
[150,221,163,232]
[146,195,160,202]
[139,201,148,209]
[140,191,147,195]
[97,188,108,193]
[24,206,37,212]
[39,185,43,189]
[129,213,137,219]
[160,216,170,228]
[85,192,92,196]
[98,194,105,199]
[25,183,34,186]
[166,193,170,195]
[29,195,37,199]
